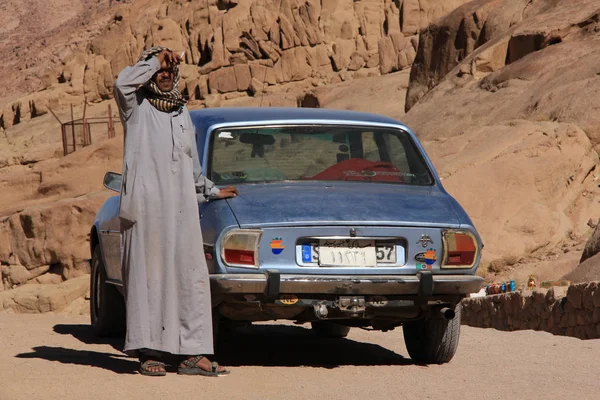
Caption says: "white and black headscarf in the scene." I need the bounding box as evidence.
[138,46,186,113]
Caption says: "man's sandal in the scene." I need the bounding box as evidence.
[139,360,167,376]
[177,355,230,377]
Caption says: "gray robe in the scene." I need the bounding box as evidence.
[114,56,219,356]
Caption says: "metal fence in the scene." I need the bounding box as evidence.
[61,120,91,155]
[60,105,119,156]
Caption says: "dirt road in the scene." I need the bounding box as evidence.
[1,312,599,400]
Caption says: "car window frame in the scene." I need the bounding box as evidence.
[204,122,436,187]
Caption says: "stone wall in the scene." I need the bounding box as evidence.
[461,282,600,340]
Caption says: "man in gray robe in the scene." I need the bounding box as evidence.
[114,46,237,376]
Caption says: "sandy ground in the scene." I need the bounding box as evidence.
[1,313,599,400]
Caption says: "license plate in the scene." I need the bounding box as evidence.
[319,239,376,267]
[301,241,397,266]
[303,239,394,267]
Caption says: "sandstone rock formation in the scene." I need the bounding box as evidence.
[580,224,600,264]
[562,224,600,283]
[0,193,113,290]
[423,121,597,263]
[0,275,89,313]
[564,254,600,283]
[396,0,600,269]
[0,112,123,291]
[1,0,473,133]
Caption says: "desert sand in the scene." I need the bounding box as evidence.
[1,312,599,400]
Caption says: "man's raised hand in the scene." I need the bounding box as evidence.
[156,50,183,70]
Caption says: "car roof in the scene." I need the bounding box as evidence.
[189,107,407,132]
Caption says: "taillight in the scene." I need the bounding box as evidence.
[441,230,478,268]
[221,229,262,268]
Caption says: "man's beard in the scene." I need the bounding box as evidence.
[158,80,173,91]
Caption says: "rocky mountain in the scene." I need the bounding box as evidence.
[401,0,600,283]
[0,0,470,129]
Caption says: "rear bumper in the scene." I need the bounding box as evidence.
[210,272,483,296]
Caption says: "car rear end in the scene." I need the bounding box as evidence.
[201,117,483,329]
[211,222,482,328]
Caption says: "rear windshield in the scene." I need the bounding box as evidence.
[207,125,434,186]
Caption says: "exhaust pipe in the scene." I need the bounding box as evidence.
[440,307,455,320]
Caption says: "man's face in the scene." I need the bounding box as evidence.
[153,68,175,91]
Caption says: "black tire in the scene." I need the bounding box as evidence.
[310,321,351,338]
[403,304,461,364]
[90,246,126,337]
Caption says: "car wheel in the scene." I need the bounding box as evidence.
[402,304,461,364]
[90,246,126,337]
[310,321,351,338]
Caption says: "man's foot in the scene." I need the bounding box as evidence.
[139,360,167,376]
[178,355,230,376]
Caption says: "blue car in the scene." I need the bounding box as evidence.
[90,107,483,364]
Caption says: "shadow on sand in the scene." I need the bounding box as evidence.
[215,324,413,369]
[15,345,137,374]
[15,324,134,374]
[15,323,414,374]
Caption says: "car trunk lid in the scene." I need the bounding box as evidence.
[225,181,460,228]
